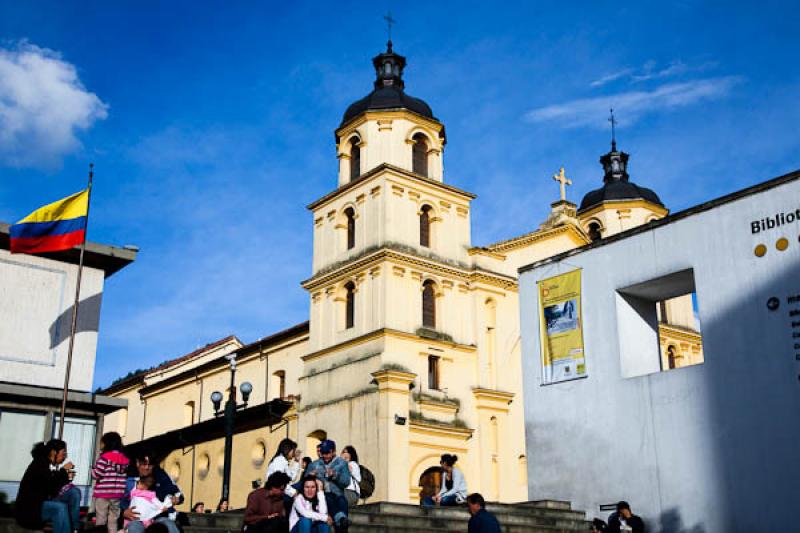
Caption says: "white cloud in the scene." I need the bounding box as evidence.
[631,60,690,82]
[590,68,634,88]
[0,42,108,168]
[527,76,742,129]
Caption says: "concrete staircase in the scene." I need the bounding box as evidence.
[184,500,590,533]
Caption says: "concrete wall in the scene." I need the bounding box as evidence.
[0,249,105,392]
[519,176,800,531]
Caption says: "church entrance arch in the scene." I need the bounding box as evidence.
[418,466,443,504]
[306,430,327,458]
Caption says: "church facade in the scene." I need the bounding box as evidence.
[103,42,696,509]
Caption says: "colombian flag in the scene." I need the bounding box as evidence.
[9,190,89,254]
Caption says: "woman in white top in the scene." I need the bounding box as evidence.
[423,453,467,506]
[341,445,361,507]
[289,477,331,533]
[265,438,302,497]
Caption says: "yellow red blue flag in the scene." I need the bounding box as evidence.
[9,190,89,254]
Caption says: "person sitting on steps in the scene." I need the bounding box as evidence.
[422,454,466,507]
[289,476,331,533]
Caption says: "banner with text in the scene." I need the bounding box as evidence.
[538,269,586,384]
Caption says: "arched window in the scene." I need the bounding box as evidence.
[345,281,356,329]
[344,208,356,250]
[349,138,360,181]
[420,205,432,247]
[588,222,602,242]
[667,345,677,370]
[422,280,436,329]
[412,133,428,177]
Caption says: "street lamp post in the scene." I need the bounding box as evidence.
[210,353,253,502]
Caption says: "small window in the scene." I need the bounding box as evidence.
[428,355,440,390]
[345,208,356,250]
[345,281,356,329]
[616,269,704,378]
[272,370,286,399]
[588,222,602,242]
[420,205,432,247]
[349,138,360,181]
[422,280,436,329]
[412,133,428,177]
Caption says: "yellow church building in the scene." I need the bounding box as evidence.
[102,41,701,510]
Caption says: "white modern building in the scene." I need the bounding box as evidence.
[0,222,136,502]
[518,170,800,531]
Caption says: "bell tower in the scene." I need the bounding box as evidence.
[299,41,482,502]
[335,41,446,187]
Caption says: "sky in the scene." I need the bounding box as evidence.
[1,1,798,388]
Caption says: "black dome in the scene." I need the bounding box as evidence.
[340,41,436,127]
[342,86,434,125]
[579,181,663,211]
[578,141,663,212]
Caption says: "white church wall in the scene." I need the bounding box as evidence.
[0,249,105,392]
[519,174,800,531]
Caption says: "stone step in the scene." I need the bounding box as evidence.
[355,502,586,522]
[184,508,588,533]
[350,509,587,530]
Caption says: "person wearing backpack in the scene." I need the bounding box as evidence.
[340,446,360,507]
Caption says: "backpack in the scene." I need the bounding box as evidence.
[358,465,375,500]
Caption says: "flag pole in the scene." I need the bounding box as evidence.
[58,163,94,439]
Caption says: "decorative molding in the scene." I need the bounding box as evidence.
[456,207,468,217]
[356,194,366,204]
[307,163,475,211]
[302,245,517,292]
[302,327,477,362]
[577,199,669,219]
[481,224,588,254]
[370,186,381,197]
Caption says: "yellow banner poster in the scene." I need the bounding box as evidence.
[538,269,586,384]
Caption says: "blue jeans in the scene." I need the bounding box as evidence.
[323,492,348,526]
[125,517,180,533]
[422,494,458,507]
[41,486,82,533]
[291,517,331,533]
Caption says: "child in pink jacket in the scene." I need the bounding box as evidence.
[91,432,129,533]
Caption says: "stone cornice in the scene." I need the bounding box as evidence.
[306,163,476,211]
[658,323,703,344]
[335,109,445,142]
[472,388,515,413]
[302,245,517,292]
[577,199,669,219]
[302,327,476,362]
[480,224,589,254]
[409,420,474,439]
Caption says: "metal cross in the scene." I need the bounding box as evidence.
[384,11,397,41]
[552,167,572,202]
[608,108,618,148]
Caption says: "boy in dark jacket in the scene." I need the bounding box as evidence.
[466,493,500,533]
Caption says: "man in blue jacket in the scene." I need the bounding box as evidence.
[121,449,184,533]
[305,440,351,532]
[466,493,500,533]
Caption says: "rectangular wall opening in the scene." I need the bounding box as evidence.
[616,268,704,378]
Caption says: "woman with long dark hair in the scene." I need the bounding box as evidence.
[15,440,82,533]
[340,446,361,507]
[289,476,331,533]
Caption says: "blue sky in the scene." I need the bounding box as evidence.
[1,1,797,388]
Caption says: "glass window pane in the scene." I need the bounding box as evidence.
[0,411,46,482]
